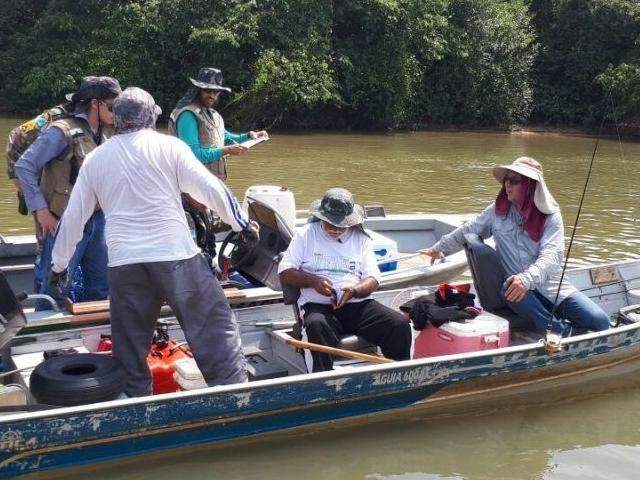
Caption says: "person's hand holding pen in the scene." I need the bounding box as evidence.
[222,139,248,156]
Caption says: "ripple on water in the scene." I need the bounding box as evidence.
[543,445,640,480]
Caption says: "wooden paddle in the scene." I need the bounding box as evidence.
[284,337,393,364]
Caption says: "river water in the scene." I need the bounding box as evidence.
[3,117,640,479]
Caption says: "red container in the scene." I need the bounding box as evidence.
[147,341,192,394]
[414,312,510,358]
[97,336,112,353]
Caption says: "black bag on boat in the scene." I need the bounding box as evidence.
[400,296,473,330]
[435,284,476,309]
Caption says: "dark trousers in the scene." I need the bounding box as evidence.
[108,253,247,397]
[301,300,411,372]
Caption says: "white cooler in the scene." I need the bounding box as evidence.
[367,230,399,272]
[173,358,207,391]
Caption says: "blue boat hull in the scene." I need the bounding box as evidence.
[2,326,640,477]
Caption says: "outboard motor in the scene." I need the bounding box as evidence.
[242,186,296,233]
[239,198,295,290]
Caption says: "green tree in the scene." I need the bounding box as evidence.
[421,0,536,127]
[530,0,640,126]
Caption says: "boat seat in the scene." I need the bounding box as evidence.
[462,233,534,331]
[364,204,386,218]
[0,271,27,350]
[281,283,378,359]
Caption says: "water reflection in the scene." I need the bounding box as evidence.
[45,381,640,480]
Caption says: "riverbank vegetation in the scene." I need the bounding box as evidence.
[1,0,639,131]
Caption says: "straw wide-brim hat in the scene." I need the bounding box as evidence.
[492,157,559,214]
[309,188,365,228]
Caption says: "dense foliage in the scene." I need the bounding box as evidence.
[0,0,638,130]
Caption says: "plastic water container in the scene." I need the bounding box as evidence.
[367,230,399,272]
[413,311,510,358]
[242,185,296,231]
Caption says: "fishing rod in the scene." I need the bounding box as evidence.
[545,91,618,349]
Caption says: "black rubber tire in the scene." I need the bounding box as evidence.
[30,353,126,406]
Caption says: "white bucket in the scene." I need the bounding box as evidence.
[242,185,296,231]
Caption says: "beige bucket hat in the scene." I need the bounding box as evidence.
[492,157,559,214]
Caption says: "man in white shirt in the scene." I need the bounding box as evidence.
[278,188,411,372]
[49,87,257,396]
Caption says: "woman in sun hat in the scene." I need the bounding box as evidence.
[422,156,610,336]
[278,188,411,372]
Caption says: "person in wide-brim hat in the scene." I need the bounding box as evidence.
[492,156,559,215]
[308,187,366,230]
[188,67,232,92]
[278,187,412,373]
[167,66,268,183]
[421,156,610,338]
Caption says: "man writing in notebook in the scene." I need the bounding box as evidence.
[278,188,411,373]
[168,67,269,245]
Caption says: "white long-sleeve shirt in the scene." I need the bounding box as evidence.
[52,129,249,270]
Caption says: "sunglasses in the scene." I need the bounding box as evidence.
[503,174,523,185]
[201,89,221,96]
[101,101,115,113]
[321,221,347,233]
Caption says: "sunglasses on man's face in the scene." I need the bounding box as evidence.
[201,89,221,96]
[101,101,115,113]
[321,221,347,233]
[503,174,524,185]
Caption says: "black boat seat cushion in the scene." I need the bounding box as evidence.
[462,233,534,331]
[0,271,27,350]
[282,283,377,356]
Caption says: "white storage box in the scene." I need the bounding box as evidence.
[367,230,399,272]
[173,358,207,391]
[627,289,640,306]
